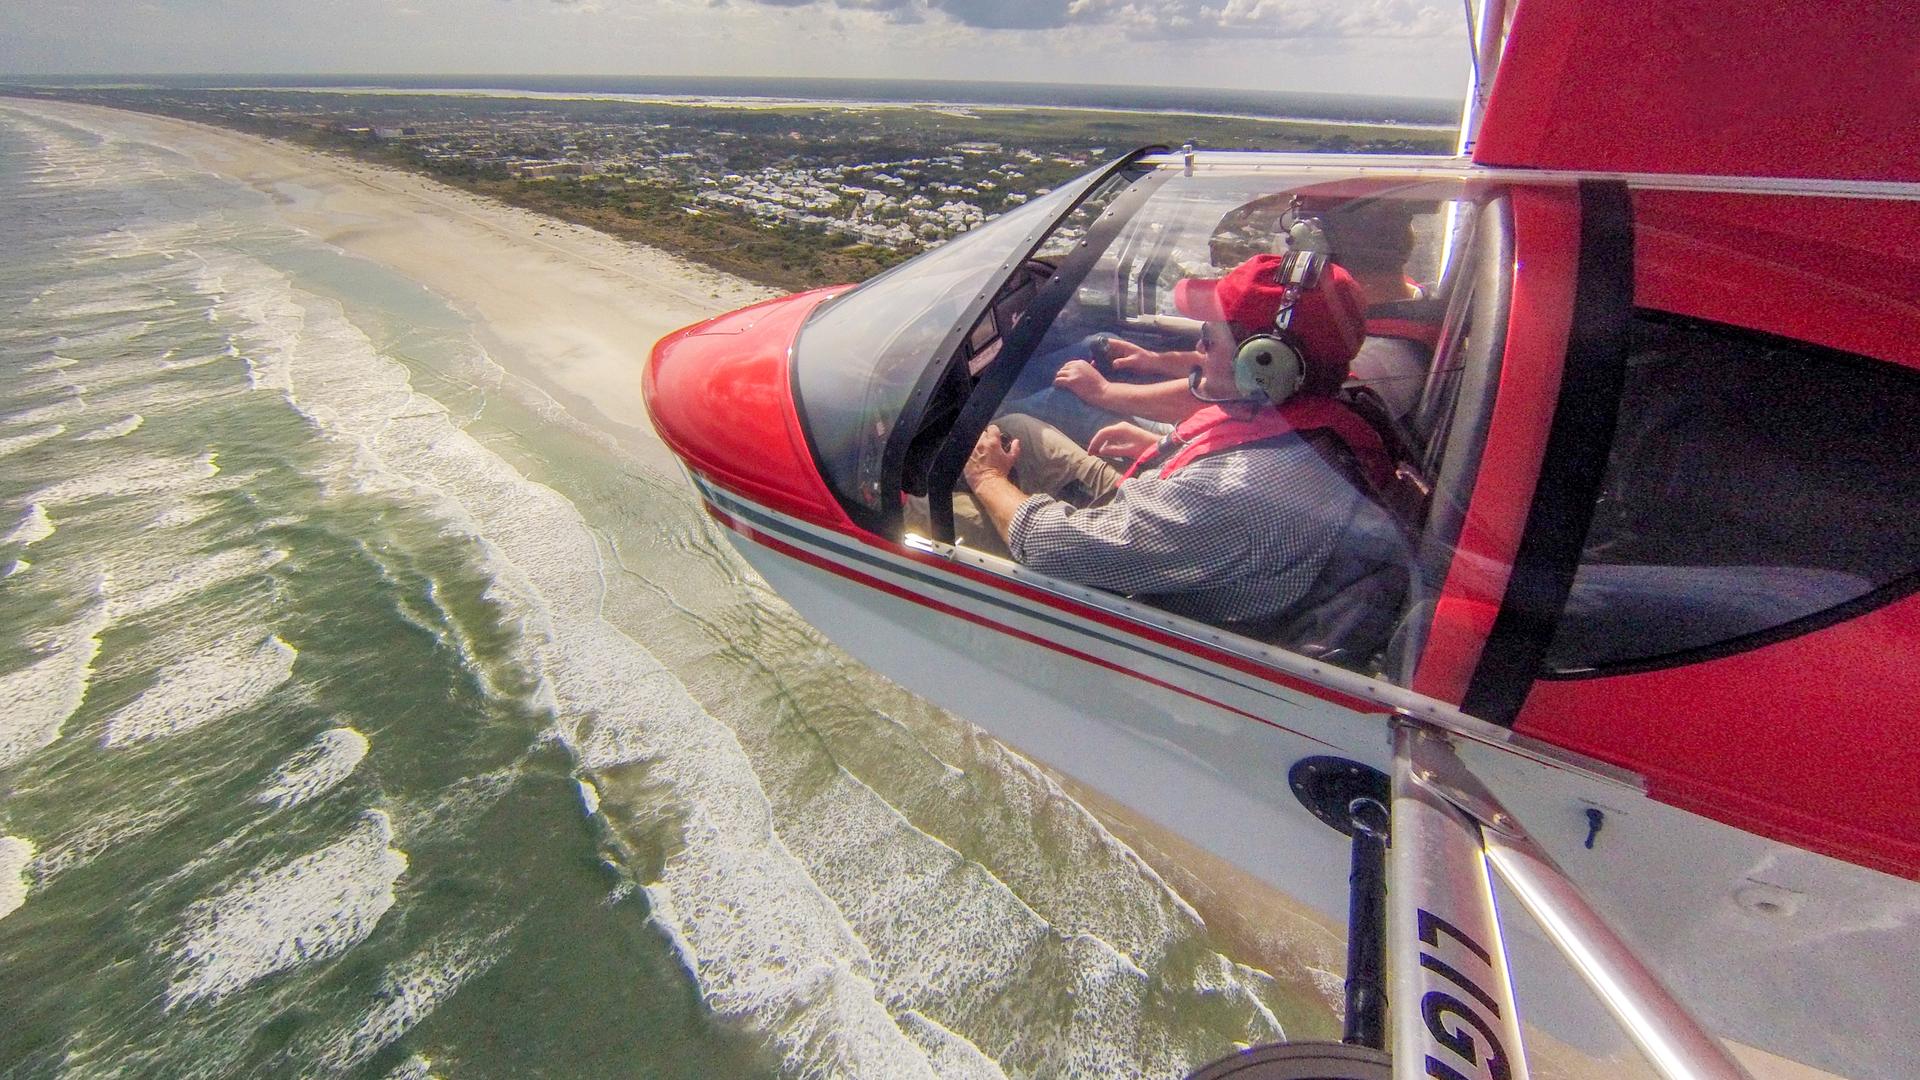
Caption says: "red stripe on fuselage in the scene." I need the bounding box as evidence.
[703,501,1366,745]
[696,485,1387,715]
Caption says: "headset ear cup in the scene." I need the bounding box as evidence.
[1234,334,1306,404]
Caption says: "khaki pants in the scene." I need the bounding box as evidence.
[913,414,1125,557]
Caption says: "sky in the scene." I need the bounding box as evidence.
[1,0,1470,100]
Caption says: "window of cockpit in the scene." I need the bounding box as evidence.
[792,174,1102,518]
[1000,175,1460,427]
[1543,313,1920,673]
[957,170,1487,675]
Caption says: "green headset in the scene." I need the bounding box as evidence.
[1189,249,1329,407]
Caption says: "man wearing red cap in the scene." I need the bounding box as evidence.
[959,254,1404,636]
[1010,197,1434,441]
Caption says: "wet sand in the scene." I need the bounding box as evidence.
[20,100,777,471]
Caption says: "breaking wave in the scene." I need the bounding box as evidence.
[256,727,370,809]
[165,810,408,1006]
[76,413,143,440]
[0,584,109,769]
[102,633,297,747]
[2,503,56,547]
[0,835,32,921]
[0,424,66,458]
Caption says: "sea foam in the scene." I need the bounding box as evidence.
[166,811,407,1006]
[2,392,88,426]
[316,930,506,1069]
[76,413,143,441]
[106,545,287,623]
[102,633,296,747]
[207,258,944,1076]
[0,835,32,921]
[2,504,55,547]
[31,451,218,506]
[382,1056,435,1080]
[257,727,370,809]
[0,594,109,769]
[0,425,66,459]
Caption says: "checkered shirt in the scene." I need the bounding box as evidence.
[1007,435,1363,627]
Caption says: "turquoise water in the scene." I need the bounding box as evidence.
[0,102,1334,1078]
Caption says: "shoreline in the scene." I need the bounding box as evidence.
[5,99,778,458]
[181,84,1462,132]
[6,98,1367,1026]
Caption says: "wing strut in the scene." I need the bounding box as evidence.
[1186,718,1757,1079]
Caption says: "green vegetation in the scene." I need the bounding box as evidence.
[4,86,1452,292]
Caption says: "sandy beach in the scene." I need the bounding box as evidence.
[24,100,778,467]
[47,97,1364,1001]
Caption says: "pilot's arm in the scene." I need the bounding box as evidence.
[1008,470,1255,595]
[1053,362,1203,425]
[963,425,1027,547]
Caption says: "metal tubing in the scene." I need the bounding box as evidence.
[1388,725,1530,1080]
[1342,797,1390,1048]
[1457,0,1512,158]
[1482,832,1757,1080]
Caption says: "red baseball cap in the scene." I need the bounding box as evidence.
[1174,254,1368,390]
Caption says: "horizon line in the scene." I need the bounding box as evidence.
[0,72,1459,107]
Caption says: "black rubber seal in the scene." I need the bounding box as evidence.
[1462,180,1633,725]
[926,164,1170,540]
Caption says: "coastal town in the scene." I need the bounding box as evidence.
[5,84,1449,288]
[322,111,1065,248]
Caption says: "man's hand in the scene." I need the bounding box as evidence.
[1052,360,1110,404]
[1103,337,1161,375]
[1087,421,1161,461]
[963,424,1021,490]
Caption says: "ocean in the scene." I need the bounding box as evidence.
[12,74,1460,127]
[0,103,1336,1076]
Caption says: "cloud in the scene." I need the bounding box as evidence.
[931,0,1070,30]
[1070,0,1456,39]
[730,0,1452,38]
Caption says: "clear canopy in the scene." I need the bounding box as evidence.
[792,175,1098,515]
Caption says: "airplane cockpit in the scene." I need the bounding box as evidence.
[645,8,1920,1069]
[788,151,1489,678]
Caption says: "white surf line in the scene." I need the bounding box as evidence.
[774,746,1283,1073]
[101,633,297,747]
[75,414,144,441]
[256,727,370,809]
[21,354,78,374]
[104,546,287,623]
[29,451,218,506]
[1,396,87,427]
[314,926,512,1070]
[165,810,407,1007]
[1,504,55,547]
[381,1056,436,1080]
[0,584,109,770]
[0,836,33,921]
[204,246,940,1076]
[0,425,66,458]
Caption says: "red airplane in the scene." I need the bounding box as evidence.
[646,3,1920,1076]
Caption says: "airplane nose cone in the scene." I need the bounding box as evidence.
[644,288,850,525]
